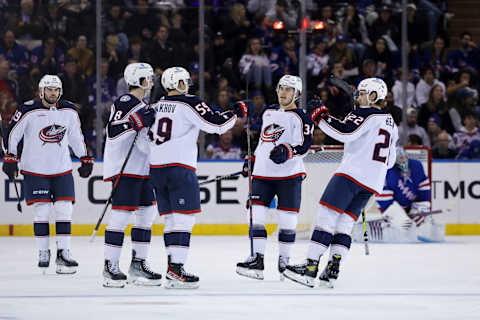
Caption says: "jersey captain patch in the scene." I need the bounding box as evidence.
[39,123,67,145]
[261,123,285,142]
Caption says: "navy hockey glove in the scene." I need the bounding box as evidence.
[129,108,155,132]
[241,155,255,177]
[2,154,18,180]
[307,98,329,124]
[269,143,294,164]
[78,157,94,178]
[232,100,250,118]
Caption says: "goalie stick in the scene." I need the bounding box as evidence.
[410,208,450,217]
[199,171,242,186]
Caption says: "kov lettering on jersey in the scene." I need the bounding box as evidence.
[154,102,176,113]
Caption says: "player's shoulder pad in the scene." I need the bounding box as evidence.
[353,107,389,118]
[115,93,142,108]
[164,94,202,107]
[260,104,279,116]
[18,99,43,113]
[58,99,79,112]
[408,158,424,171]
[286,108,314,125]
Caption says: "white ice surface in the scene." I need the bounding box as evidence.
[1,236,479,320]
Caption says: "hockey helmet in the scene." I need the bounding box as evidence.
[161,66,192,94]
[276,75,302,107]
[357,78,387,104]
[124,62,154,89]
[395,146,409,173]
[38,75,62,103]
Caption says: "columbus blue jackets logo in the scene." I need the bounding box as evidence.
[39,124,67,145]
[261,123,285,142]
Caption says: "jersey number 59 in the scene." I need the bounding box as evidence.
[372,129,391,163]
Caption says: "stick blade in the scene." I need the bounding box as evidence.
[17,203,22,213]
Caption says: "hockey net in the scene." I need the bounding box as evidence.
[296,145,432,238]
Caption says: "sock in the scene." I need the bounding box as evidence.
[329,233,352,260]
[251,225,267,255]
[164,232,191,264]
[307,228,333,261]
[131,227,151,260]
[34,222,50,251]
[55,221,71,250]
[104,230,125,262]
[278,229,296,258]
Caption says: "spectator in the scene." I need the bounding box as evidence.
[446,69,474,99]
[59,56,88,107]
[447,32,480,72]
[0,59,18,101]
[399,107,431,147]
[385,91,402,125]
[340,4,372,60]
[206,130,242,159]
[307,36,329,91]
[127,37,148,62]
[406,4,428,50]
[31,34,65,75]
[426,114,446,148]
[88,58,116,113]
[318,5,342,42]
[432,131,457,159]
[169,13,188,46]
[250,90,266,134]
[125,0,157,39]
[450,112,480,154]
[391,68,416,109]
[416,66,446,106]
[418,84,453,132]
[103,34,127,81]
[265,0,297,30]
[247,0,275,16]
[213,89,231,111]
[212,31,240,91]
[354,59,377,84]
[451,87,478,128]
[270,36,298,81]
[329,35,357,73]
[312,128,326,146]
[44,1,69,50]
[18,65,41,102]
[239,37,272,91]
[420,35,448,80]
[364,37,392,80]
[407,134,424,146]
[104,4,127,48]
[0,30,29,77]
[369,6,399,46]
[221,3,253,64]
[0,91,15,130]
[7,0,46,41]
[457,140,480,159]
[67,35,95,78]
[391,40,421,73]
[149,25,179,75]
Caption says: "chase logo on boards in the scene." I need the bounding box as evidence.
[39,123,67,145]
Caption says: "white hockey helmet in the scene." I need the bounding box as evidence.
[161,66,192,94]
[357,77,387,104]
[124,62,154,89]
[39,74,62,102]
[276,75,302,106]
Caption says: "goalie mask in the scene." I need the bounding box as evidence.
[124,62,154,90]
[161,67,192,94]
[356,78,387,106]
[395,146,409,174]
[39,75,62,104]
[276,75,302,107]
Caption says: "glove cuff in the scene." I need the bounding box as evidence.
[310,107,329,122]
[280,143,294,160]
[4,154,18,163]
[130,112,145,131]
[80,157,94,164]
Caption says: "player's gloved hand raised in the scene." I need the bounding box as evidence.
[307,97,329,124]
[269,143,294,164]
[232,100,251,118]
[78,157,94,178]
[241,155,255,177]
[2,154,18,180]
[129,107,155,132]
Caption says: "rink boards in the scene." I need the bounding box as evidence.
[1,160,480,235]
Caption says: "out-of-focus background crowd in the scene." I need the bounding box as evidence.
[0,0,479,160]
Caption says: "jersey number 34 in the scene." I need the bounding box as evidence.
[148,118,172,145]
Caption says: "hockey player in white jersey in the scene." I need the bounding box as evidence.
[2,75,93,274]
[102,62,162,288]
[284,77,398,288]
[141,66,248,288]
[235,75,314,280]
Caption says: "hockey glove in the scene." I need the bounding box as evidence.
[241,155,255,177]
[78,157,94,178]
[129,108,155,132]
[2,154,19,180]
[269,143,294,164]
[232,100,250,118]
[307,97,329,124]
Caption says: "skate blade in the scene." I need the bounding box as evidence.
[164,278,199,289]
[236,267,264,280]
[56,265,77,274]
[283,270,315,288]
[103,278,126,288]
[128,276,162,286]
[279,273,285,281]
[40,268,48,275]
[318,278,335,288]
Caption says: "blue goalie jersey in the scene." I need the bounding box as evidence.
[375,158,431,212]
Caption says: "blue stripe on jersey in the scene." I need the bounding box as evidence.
[163,94,235,125]
[324,107,389,134]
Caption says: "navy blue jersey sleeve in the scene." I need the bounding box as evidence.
[107,94,142,139]
[410,159,431,202]
[289,109,314,156]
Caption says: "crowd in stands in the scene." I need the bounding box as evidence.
[0,0,479,160]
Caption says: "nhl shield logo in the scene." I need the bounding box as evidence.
[39,124,67,145]
[261,123,285,142]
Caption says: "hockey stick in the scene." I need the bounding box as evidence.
[12,179,22,213]
[199,171,242,186]
[410,208,450,217]
[361,208,369,255]
[244,78,254,257]
[89,132,139,242]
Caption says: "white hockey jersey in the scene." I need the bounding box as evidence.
[103,93,151,181]
[148,94,237,170]
[3,99,87,176]
[319,106,398,194]
[253,105,314,179]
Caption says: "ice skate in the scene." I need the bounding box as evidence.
[236,253,264,280]
[165,257,199,289]
[38,249,50,274]
[55,249,78,274]
[318,254,341,288]
[103,260,127,288]
[278,255,289,281]
[128,250,162,286]
[283,259,319,288]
